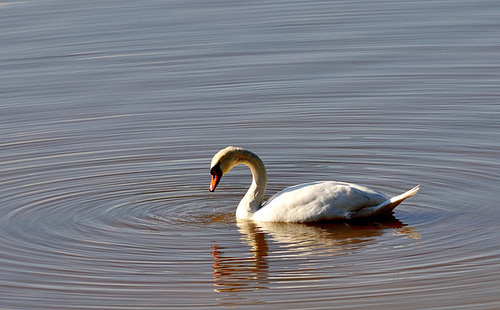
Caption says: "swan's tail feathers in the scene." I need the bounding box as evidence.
[349,185,420,219]
[379,184,420,214]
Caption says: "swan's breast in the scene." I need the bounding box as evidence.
[253,181,389,222]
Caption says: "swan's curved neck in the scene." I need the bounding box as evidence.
[235,151,267,219]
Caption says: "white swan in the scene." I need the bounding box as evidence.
[209,146,419,222]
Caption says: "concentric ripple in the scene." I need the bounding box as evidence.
[0,128,227,309]
[1,111,499,309]
[2,0,500,308]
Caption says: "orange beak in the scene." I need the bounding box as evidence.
[209,165,222,192]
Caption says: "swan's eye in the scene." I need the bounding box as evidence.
[210,163,222,176]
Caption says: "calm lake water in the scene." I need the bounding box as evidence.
[1,0,499,309]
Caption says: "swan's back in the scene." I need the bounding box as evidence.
[253,181,390,222]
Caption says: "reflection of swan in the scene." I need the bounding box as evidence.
[209,147,419,222]
[212,221,269,293]
[246,216,420,255]
[212,217,419,293]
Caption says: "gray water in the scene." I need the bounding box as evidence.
[1,1,500,309]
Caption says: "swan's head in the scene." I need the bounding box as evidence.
[209,146,249,192]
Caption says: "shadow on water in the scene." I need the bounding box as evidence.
[211,215,419,293]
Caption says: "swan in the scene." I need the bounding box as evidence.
[209,146,419,222]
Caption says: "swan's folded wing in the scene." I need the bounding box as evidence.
[255,181,389,222]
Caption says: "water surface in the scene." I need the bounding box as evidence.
[1,0,499,309]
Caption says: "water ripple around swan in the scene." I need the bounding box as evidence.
[2,0,500,308]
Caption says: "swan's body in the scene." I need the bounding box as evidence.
[209,146,419,222]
